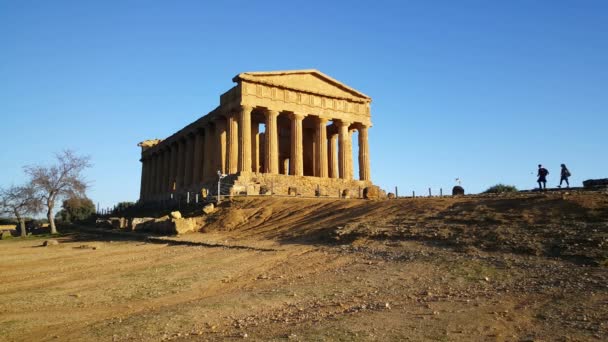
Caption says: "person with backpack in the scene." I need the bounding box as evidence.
[559,164,571,188]
[537,164,549,190]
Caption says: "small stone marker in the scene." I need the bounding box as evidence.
[452,186,465,196]
[43,239,59,246]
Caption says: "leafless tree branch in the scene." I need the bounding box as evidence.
[0,184,42,237]
[24,150,92,234]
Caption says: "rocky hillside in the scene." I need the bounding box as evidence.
[197,191,608,265]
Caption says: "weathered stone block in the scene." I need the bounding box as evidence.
[109,217,128,229]
[231,185,247,195]
[452,186,465,196]
[202,203,215,215]
[173,218,196,235]
[154,218,196,235]
[363,186,379,199]
[130,217,154,231]
[342,189,350,198]
[95,218,112,229]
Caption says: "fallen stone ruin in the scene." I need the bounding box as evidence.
[95,205,215,235]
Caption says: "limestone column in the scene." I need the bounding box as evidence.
[312,136,317,177]
[290,112,304,176]
[202,134,207,181]
[150,157,156,197]
[157,151,165,196]
[151,155,158,196]
[259,132,266,173]
[315,117,328,178]
[192,130,204,184]
[226,113,239,174]
[154,151,163,197]
[157,152,164,194]
[161,149,169,194]
[347,129,354,180]
[157,153,164,195]
[146,155,153,197]
[251,123,260,173]
[264,110,279,174]
[203,125,215,181]
[166,148,172,193]
[169,143,178,192]
[149,154,157,197]
[358,125,371,181]
[328,133,338,178]
[140,158,148,200]
[238,105,252,173]
[176,138,186,189]
[337,120,352,180]
[184,134,195,188]
[283,158,289,175]
[215,119,227,174]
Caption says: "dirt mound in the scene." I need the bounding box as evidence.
[201,192,608,265]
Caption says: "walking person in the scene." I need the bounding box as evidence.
[559,163,571,188]
[537,164,549,191]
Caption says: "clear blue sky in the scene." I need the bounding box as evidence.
[1,0,606,209]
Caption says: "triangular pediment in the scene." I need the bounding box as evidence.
[234,70,370,102]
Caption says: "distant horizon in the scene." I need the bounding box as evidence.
[1,1,606,209]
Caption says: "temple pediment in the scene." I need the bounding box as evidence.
[234,70,371,102]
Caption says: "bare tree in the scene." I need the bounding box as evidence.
[0,184,42,237]
[24,150,91,234]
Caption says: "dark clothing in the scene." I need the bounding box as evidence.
[537,167,549,190]
[537,168,549,182]
[560,166,571,187]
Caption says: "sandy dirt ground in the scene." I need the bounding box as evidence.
[0,192,607,341]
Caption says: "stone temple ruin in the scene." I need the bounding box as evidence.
[138,69,378,201]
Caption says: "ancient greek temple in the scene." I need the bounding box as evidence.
[138,69,376,201]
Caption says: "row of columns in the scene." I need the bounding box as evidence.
[140,106,371,200]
